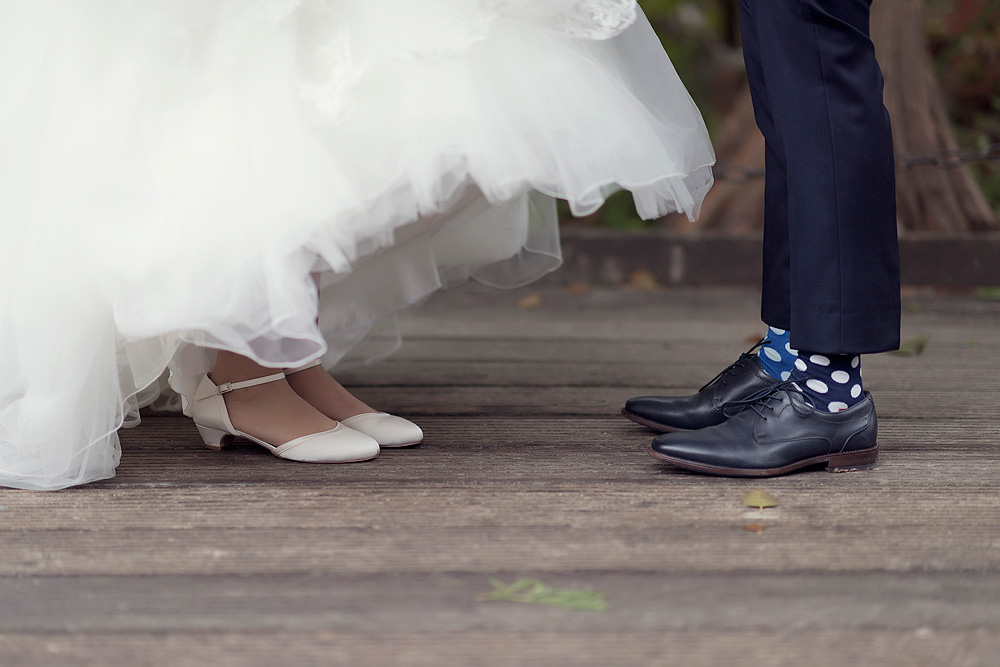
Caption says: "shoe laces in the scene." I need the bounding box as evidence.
[722,379,808,420]
[698,338,768,392]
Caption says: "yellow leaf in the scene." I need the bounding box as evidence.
[742,489,779,510]
[566,282,592,294]
[625,269,658,291]
[518,294,542,309]
[742,523,767,534]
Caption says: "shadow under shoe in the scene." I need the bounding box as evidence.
[622,340,780,432]
[648,386,879,477]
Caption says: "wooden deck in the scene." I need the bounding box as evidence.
[2,285,999,666]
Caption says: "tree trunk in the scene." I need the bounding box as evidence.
[873,0,997,232]
[687,0,998,234]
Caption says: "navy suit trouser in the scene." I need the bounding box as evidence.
[738,0,900,354]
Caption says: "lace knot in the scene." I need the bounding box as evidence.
[721,380,803,420]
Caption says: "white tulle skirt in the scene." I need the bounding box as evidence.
[0,0,714,490]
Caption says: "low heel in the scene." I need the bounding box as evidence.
[197,425,233,451]
[826,447,878,473]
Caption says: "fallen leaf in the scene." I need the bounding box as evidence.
[745,333,763,345]
[742,489,779,510]
[477,579,607,612]
[742,523,767,534]
[625,269,658,291]
[517,294,542,309]
[977,286,1000,301]
[566,281,592,294]
[891,334,930,357]
[905,301,922,314]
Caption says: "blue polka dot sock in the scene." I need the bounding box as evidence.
[791,352,864,413]
[757,325,796,381]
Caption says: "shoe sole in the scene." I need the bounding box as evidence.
[377,441,423,449]
[646,445,879,477]
[620,408,690,433]
[202,431,378,464]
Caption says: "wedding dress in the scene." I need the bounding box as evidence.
[0,0,715,490]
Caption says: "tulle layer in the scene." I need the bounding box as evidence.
[0,0,714,489]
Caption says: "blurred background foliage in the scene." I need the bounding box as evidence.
[571,0,1000,229]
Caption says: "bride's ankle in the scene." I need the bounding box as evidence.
[210,351,281,388]
[284,365,375,419]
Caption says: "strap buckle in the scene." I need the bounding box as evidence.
[217,382,234,395]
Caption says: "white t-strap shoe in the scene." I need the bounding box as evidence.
[287,360,424,448]
[190,373,379,463]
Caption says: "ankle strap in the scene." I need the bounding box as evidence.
[213,372,286,395]
[285,359,323,376]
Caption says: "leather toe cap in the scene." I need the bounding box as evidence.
[624,396,701,430]
[650,430,739,468]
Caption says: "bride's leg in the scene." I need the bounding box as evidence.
[282,279,422,446]
[284,364,375,421]
[285,277,376,422]
[210,351,340,445]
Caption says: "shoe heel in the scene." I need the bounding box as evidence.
[826,447,878,473]
[197,425,233,451]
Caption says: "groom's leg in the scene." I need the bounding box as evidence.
[737,0,792,332]
[619,5,796,434]
[742,0,900,355]
[644,0,896,476]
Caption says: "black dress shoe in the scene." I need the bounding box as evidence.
[648,385,879,477]
[622,340,780,432]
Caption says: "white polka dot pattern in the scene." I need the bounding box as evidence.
[760,331,865,414]
[806,379,829,394]
[757,325,795,381]
[791,351,864,413]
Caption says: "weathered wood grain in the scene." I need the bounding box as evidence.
[3,572,1000,632]
[2,630,998,667]
[3,286,999,666]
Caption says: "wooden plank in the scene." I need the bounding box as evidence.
[1,478,998,576]
[2,572,999,632]
[119,414,1000,452]
[2,629,998,667]
[331,357,999,388]
[29,415,986,490]
[311,386,1000,419]
[0,524,997,576]
[3,482,1000,532]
